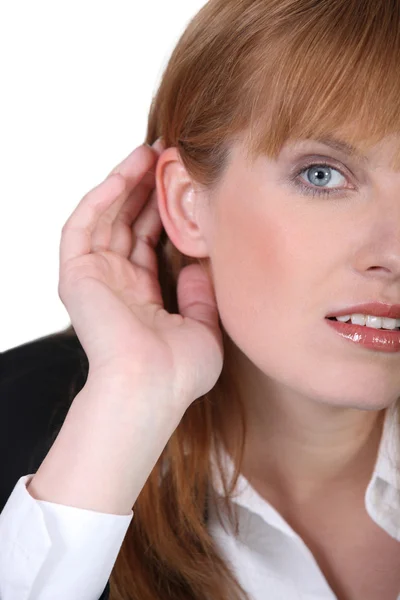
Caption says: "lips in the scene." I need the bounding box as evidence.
[325,303,400,320]
[325,317,400,352]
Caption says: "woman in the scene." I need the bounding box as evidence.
[1,0,400,598]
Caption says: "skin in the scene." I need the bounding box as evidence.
[155,131,400,505]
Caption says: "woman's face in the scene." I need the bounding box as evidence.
[191,132,400,411]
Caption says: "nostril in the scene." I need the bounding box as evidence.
[368,266,391,272]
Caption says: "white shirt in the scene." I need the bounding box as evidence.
[0,400,399,600]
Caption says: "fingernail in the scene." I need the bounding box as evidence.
[144,137,162,148]
[153,137,165,151]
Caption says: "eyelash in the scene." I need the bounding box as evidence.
[292,161,351,198]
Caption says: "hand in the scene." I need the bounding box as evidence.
[58,140,224,407]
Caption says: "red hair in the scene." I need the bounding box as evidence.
[62,1,400,597]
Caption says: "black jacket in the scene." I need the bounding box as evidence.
[0,330,109,600]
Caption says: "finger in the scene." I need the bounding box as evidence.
[90,146,159,251]
[103,139,164,227]
[106,143,158,179]
[108,174,156,256]
[105,142,165,257]
[177,263,221,331]
[60,173,127,266]
[61,145,152,258]
[128,187,164,276]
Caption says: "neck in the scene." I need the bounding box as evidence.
[241,404,385,504]
[223,353,388,505]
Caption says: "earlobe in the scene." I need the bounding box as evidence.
[155,147,210,259]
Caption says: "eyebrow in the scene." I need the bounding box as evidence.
[292,135,369,165]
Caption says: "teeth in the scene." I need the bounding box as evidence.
[335,314,400,330]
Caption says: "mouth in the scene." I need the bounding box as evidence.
[325,316,400,330]
[324,316,400,352]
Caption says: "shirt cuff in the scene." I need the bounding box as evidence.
[0,474,133,600]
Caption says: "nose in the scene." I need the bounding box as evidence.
[358,242,400,282]
[359,251,400,286]
[353,190,400,283]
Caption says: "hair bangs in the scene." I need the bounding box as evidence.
[237,0,400,170]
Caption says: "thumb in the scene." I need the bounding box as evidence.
[176,263,220,331]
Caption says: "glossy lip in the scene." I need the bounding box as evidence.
[325,302,400,320]
[325,318,400,352]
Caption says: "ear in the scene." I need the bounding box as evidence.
[155,147,210,258]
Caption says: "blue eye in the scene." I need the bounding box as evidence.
[292,162,349,198]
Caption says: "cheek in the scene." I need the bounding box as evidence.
[210,206,296,352]
[210,210,332,399]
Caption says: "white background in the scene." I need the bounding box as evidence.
[1,1,207,352]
